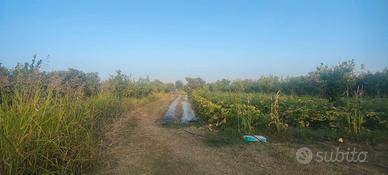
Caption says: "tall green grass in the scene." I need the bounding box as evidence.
[0,86,96,174]
[0,86,150,174]
[0,59,166,174]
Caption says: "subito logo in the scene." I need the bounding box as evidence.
[296,147,313,164]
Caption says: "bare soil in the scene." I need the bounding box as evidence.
[96,94,387,175]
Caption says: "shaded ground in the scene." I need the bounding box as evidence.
[96,94,387,175]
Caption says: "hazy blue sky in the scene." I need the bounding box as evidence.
[1,0,387,82]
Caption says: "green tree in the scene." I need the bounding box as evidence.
[175,80,184,90]
[165,83,176,92]
[111,70,130,97]
[310,60,356,102]
[184,77,206,93]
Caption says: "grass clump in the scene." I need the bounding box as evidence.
[0,87,97,174]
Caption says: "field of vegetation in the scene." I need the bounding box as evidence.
[1,58,387,174]
[0,57,175,174]
[188,60,388,144]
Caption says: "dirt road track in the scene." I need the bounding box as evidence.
[96,94,382,175]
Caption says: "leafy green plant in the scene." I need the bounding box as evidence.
[193,89,387,143]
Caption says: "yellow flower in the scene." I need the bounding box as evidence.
[338,138,344,143]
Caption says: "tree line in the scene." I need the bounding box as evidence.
[184,60,388,101]
[0,56,178,100]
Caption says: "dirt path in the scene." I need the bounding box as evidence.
[96,94,383,175]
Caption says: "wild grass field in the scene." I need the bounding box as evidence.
[0,58,173,174]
